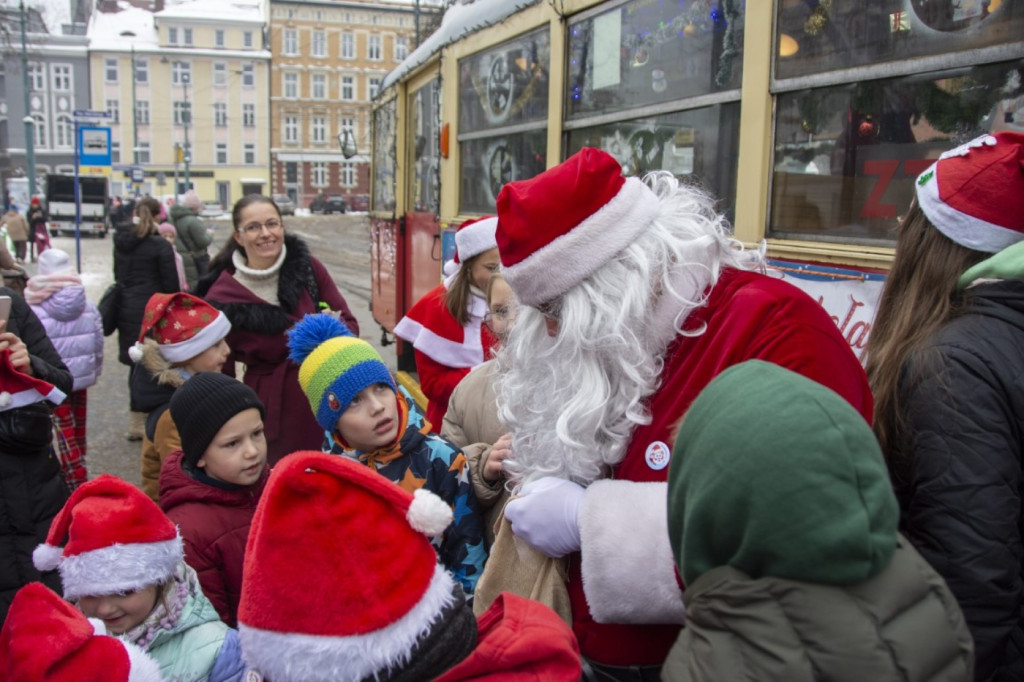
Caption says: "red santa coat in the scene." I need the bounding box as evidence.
[435,592,581,681]
[569,268,874,666]
[394,283,498,429]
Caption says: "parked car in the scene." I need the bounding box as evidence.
[348,194,370,212]
[309,194,347,214]
[272,195,296,215]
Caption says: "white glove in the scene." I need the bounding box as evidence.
[505,477,585,558]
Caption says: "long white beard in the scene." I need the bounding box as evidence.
[495,172,759,489]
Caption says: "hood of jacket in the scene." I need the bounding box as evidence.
[113,224,150,253]
[959,239,1024,289]
[144,564,226,651]
[37,284,87,321]
[130,339,187,414]
[668,360,898,586]
[168,204,194,222]
[159,448,268,513]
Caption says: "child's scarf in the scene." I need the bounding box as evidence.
[121,562,199,650]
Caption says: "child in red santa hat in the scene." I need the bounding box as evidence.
[32,474,246,682]
[393,215,500,430]
[128,292,232,500]
[0,582,163,681]
[237,450,581,681]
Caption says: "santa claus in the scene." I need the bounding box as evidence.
[495,148,873,675]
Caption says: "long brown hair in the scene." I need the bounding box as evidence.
[134,196,162,238]
[865,199,986,459]
[445,252,486,326]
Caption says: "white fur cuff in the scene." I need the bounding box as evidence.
[579,480,686,624]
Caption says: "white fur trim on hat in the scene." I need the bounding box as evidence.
[455,216,498,263]
[32,542,64,571]
[916,162,1024,253]
[239,566,456,682]
[128,342,145,363]
[122,639,165,682]
[156,311,231,364]
[502,178,659,307]
[55,536,184,601]
[407,488,453,536]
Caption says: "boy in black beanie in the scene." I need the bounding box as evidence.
[158,371,268,627]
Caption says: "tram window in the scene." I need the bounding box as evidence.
[458,28,550,134]
[565,0,744,121]
[769,59,1023,244]
[776,0,1023,80]
[409,79,441,214]
[372,98,398,213]
[565,102,741,223]
[460,131,547,215]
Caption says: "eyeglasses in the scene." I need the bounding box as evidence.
[237,219,283,235]
[483,305,516,332]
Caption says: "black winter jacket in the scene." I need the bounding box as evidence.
[893,280,1024,682]
[112,224,180,365]
[0,287,72,623]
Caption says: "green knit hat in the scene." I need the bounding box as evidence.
[287,314,396,431]
[668,360,898,586]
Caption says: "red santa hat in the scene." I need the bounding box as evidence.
[33,475,183,601]
[238,451,461,682]
[0,349,66,411]
[452,215,498,266]
[128,292,231,364]
[496,147,659,307]
[915,131,1024,253]
[0,582,163,682]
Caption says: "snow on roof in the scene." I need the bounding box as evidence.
[1,0,71,36]
[87,5,158,50]
[157,0,264,25]
[381,0,539,91]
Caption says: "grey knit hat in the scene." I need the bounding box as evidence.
[170,372,265,467]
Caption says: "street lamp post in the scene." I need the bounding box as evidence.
[19,0,37,198]
[182,69,191,189]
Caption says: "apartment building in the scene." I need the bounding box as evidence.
[269,0,417,209]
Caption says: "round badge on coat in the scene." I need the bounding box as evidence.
[645,440,671,471]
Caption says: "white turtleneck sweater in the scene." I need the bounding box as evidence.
[231,244,287,305]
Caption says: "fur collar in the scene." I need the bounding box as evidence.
[138,339,188,389]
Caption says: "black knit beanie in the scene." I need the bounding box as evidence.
[170,372,265,467]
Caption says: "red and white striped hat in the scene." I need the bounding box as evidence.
[915,131,1024,253]
[496,147,659,307]
[33,475,183,601]
[0,349,65,411]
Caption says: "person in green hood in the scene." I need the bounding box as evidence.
[663,360,974,682]
[865,131,1024,682]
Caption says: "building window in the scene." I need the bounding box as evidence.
[104,58,118,83]
[284,72,298,99]
[111,141,120,164]
[312,73,326,100]
[340,75,354,101]
[168,27,178,45]
[243,31,253,48]
[52,64,71,91]
[32,114,46,147]
[341,32,354,59]
[284,115,298,143]
[183,28,193,46]
[172,61,191,86]
[341,161,355,188]
[311,116,326,143]
[395,36,408,61]
[368,77,380,100]
[135,100,150,125]
[216,143,228,164]
[213,63,227,87]
[134,58,148,84]
[215,29,224,47]
[368,35,381,60]
[243,103,255,127]
[54,114,72,148]
[244,143,255,165]
[138,141,150,164]
[312,30,326,57]
[214,102,227,127]
[283,28,298,55]
[173,101,191,126]
[28,62,44,90]
[285,161,297,183]
[312,162,328,187]
[242,63,254,87]
[106,99,119,123]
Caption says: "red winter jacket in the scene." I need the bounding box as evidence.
[159,449,268,626]
[436,593,581,680]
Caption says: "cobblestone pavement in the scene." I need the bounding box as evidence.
[34,213,390,486]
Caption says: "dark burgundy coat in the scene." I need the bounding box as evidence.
[196,235,358,465]
[158,449,268,627]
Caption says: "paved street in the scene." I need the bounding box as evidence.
[38,212,391,486]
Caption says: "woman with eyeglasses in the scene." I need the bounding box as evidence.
[195,194,359,465]
[394,216,501,431]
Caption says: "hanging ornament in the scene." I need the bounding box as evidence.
[652,68,667,93]
[858,116,879,139]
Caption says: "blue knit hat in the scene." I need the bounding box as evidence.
[287,315,396,431]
